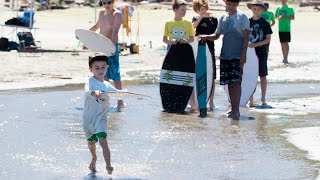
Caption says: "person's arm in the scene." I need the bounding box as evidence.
[271,19,275,26]
[180,36,194,44]
[249,34,271,48]
[288,8,295,20]
[200,16,221,41]
[240,29,249,67]
[163,36,177,45]
[278,14,294,20]
[85,79,101,99]
[192,17,201,28]
[89,11,102,32]
[270,11,276,27]
[111,11,122,44]
[181,22,195,44]
[199,33,220,41]
[192,16,201,28]
[275,8,279,18]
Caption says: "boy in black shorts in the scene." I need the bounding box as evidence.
[247,0,272,107]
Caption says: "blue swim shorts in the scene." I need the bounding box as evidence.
[105,43,121,81]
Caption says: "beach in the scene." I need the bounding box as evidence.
[1,2,320,179]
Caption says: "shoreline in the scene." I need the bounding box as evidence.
[1,2,320,179]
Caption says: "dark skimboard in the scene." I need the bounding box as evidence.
[160,43,195,113]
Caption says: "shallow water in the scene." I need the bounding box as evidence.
[0,83,319,179]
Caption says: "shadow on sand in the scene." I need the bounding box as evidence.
[84,172,146,180]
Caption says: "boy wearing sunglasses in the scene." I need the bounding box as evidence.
[89,0,125,111]
[199,0,250,120]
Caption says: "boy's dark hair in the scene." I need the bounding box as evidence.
[89,55,109,68]
[226,0,240,3]
[172,0,187,10]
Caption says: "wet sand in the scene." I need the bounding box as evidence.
[1,83,320,179]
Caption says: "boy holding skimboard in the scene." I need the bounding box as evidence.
[89,0,125,111]
[163,0,195,46]
[162,0,196,112]
[83,55,120,174]
[247,0,273,108]
[199,0,250,120]
[192,0,218,112]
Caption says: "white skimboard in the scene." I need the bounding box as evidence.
[224,47,259,107]
[75,29,115,56]
[190,38,213,116]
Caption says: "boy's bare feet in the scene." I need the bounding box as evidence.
[209,101,215,111]
[106,166,114,175]
[189,108,198,113]
[89,156,97,172]
[116,101,126,112]
[208,105,215,112]
[229,112,240,120]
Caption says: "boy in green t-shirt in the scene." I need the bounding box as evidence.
[261,2,275,26]
[275,0,295,64]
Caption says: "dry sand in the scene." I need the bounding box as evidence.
[0,2,319,90]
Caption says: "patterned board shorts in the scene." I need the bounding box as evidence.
[220,59,241,85]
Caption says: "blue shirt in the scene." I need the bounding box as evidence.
[216,11,250,60]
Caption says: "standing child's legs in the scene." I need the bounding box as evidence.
[228,83,241,120]
[279,32,291,63]
[99,137,113,174]
[209,61,216,111]
[249,95,254,107]
[281,42,289,63]
[88,142,97,172]
[220,59,241,120]
[105,49,125,110]
[114,80,125,108]
[189,90,197,113]
[260,76,267,104]
[208,81,215,111]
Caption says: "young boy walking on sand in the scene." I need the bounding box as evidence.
[89,0,124,111]
[83,55,118,174]
[199,0,250,120]
[247,0,273,107]
[163,0,196,112]
[192,0,218,114]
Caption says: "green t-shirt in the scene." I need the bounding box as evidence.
[275,5,295,32]
[261,11,275,25]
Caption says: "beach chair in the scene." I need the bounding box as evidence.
[17,31,42,56]
[20,10,35,29]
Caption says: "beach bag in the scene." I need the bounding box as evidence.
[0,37,9,50]
[17,32,36,47]
[9,41,20,50]
[5,17,25,26]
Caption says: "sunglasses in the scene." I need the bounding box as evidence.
[102,0,113,5]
